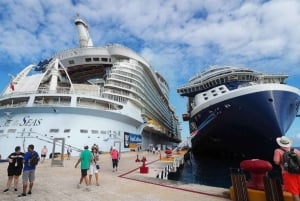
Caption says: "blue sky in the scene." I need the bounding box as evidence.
[0,0,300,144]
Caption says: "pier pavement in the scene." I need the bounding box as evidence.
[0,151,230,201]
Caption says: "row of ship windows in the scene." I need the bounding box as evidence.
[68,57,112,65]
[113,61,172,124]
[0,129,122,135]
[202,86,227,100]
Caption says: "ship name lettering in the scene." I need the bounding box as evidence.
[19,116,42,126]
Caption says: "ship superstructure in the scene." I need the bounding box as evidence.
[0,16,181,158]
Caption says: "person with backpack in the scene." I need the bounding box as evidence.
[18,144,40,197]
[274,136,300,201]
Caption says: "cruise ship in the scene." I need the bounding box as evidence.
[0,16,181,158]
[177,66,300,161]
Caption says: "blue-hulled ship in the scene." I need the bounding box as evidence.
[177,66,300,161]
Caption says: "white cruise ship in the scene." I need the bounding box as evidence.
[0,16,181,158]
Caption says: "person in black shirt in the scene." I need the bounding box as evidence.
[3,146,24,192]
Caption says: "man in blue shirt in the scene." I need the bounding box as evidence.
[18,144,40,197]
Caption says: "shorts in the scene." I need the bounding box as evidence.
[22,170,35,183]
[41,154,46,157]
[7,167,22,176]
[81,169,88,177]
[283,172,300,194]
[89,164,99,175]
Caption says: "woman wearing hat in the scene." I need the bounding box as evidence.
[274,136,300,201]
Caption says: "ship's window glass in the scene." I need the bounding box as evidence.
[8,129,16,133]
[91,130,99,134]
[93,58,100,61]
[0,130,3,133]
[0,97,29,107]
[101,58,108,62]
[49,129,59,133]
[212,90,216,93]
[80,129,88,133]
[203,93,207,96]
[109,58,111,62]
[64,129,71,133]
[204,97,208,100]
[68,60,75,64]
[85,58,92,62]
[213,93,217,96]
[100,130,106,134]
[221,91,226,93]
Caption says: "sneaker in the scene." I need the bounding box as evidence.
[3,189,8,192]
[77,184,81,189]
[28,191,32,194]
[14,188,18,191]
[85,187,91,192]
[18,193,26,197]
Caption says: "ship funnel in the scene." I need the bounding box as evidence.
[74,15,94,48]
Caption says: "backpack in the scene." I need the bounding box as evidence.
[282,148,300,174]
[29,151,39,166]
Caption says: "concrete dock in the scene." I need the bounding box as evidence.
[0,151,231,201]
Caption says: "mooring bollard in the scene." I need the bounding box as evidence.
[140,156,149,174]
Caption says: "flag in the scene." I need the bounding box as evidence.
[10,82,14,91]
[8,74,15,91]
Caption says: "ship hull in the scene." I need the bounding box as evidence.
[190,87,300,162]
[0,106,175,158]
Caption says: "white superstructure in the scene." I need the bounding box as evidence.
[0,16,181,158]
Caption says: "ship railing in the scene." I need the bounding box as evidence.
[0,90,124,111]
[177,71,287,96]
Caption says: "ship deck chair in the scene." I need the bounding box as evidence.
[230,171,249,201]
[263,176,284,201]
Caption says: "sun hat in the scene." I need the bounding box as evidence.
[276,136,292,148]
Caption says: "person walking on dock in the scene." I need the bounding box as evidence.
[110,147,119,172]
[3,146,24,193]
[67,146,72,160]
[18,144,40,197]
[75,145,92,191]
[40,145,48,164]
[89,145,100,186]
[274,136,300,201]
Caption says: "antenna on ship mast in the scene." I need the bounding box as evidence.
[74,14,94,48]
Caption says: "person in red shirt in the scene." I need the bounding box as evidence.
[110,147,119,172]
[274,136,300,201]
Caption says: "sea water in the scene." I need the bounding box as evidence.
[168,156,240,188]
[168,150,290,188]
